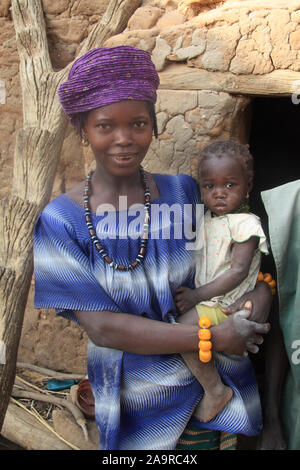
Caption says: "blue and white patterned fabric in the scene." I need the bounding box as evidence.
[34,173,262,450]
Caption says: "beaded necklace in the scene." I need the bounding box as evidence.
[84,167,150,271]
[234,203,250,213]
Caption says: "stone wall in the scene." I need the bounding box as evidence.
[0,0,299,373]
[0,0,109,203]
[144,89,250,177]
[105,0,300,75]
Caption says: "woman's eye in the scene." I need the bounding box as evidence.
[97,123,111,130]
[205,184,213,189]
[226,183,234,188]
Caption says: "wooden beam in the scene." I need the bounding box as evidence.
[159,64,300,97]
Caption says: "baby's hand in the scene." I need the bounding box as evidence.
[174,286,197,314]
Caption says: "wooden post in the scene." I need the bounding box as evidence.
[0,0,142,432]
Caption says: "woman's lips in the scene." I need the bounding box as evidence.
[110,154,137,165]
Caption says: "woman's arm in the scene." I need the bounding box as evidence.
[74,306,270,356]
[75,309,198,354]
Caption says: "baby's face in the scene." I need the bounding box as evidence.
[199,154,250,216]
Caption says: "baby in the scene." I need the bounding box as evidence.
[176,140,268,422]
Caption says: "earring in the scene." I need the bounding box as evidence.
[246,192,249,199]
[81,133,89,147]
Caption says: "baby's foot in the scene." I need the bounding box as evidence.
[193,385,233,423]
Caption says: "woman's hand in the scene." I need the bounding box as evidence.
[212,303,270,356]
[221,281,272,323]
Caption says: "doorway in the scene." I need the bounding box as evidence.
[248,97,300,375]
[249,96,300,274]
[237,97,300,448]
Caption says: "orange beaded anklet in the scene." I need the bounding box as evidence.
[198,316,212,363]
[257,271,276,295]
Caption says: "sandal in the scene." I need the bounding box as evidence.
[76,379,95,419]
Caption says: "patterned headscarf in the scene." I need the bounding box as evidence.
[58,46,160,125]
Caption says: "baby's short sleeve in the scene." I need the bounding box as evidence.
[226,213,269,254]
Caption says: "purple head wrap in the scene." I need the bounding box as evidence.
[58,46,160,125]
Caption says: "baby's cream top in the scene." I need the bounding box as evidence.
[195,211,269,308]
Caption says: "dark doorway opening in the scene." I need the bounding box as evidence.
[237,97,300,449]
[249,99,300,370]
[249,99,300,376]
[249,96,300,273]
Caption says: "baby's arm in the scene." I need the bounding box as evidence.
[175,236,258,314]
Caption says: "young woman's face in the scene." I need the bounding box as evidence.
[83,100,153,178]
[199,154,251,216]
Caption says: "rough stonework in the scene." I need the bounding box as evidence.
[105,1,300,75]
[0,0,299,374]
[143,89,250,177]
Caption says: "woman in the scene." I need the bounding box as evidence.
[33,46,271,450]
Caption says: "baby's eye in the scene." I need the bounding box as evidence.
[226,183,235,188]
[134,121,146,128]
[205,184,214,189]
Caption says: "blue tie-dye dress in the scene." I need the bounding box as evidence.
[34,173,262,450]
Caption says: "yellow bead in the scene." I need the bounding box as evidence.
[263,273,272,283]
[199,340,212,351]
[257,272,264,281]
[199,316,212,329]
[198,328,211,340]
[199,350,212,363]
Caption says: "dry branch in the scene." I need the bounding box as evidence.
[11,386,88,440]
[17,361,85,381]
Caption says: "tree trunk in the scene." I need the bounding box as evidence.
[0,0,142,432]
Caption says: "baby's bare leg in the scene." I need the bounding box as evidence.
[178,308,233,422]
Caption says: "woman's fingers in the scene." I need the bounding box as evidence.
[254,334,264,345]
[232,308,270,355]
[246,335,264,354]
[244,300,252,310]
[213,306,270,356]
[253,322,271,334]
[246,342,259,354]
[246,324,270,354]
